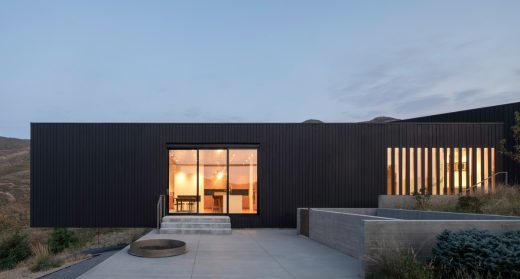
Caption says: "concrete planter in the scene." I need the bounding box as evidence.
[297,207,520,275]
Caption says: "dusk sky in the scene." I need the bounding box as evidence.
[1,1,519,138]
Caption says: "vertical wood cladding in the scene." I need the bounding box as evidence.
[404,102,520,183]
[31,123,502,228]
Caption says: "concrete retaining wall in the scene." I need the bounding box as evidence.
[378,195,458,209]
[307,208,393,258]
[377,208,520,220]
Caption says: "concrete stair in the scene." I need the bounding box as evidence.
[160,216,232,235]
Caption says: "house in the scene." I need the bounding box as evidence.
[30,102,519,228]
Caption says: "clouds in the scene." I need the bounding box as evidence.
[1,1,520,138]
[330,36,520,121]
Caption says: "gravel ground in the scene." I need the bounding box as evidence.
[40,250,120,279]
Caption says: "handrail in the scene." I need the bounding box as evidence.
[156,195,165,230]
[466,172,508,194]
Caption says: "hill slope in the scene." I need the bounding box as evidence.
[0,136,30,233]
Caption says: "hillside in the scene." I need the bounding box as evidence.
[0,136,30,232]
[365,116,399,123]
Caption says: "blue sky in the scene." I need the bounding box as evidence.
[1,1,519,138]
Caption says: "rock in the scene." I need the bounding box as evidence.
[0,191,16,202]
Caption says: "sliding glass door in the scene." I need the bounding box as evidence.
[199,149,227,213]
[168,150,198,213]
[229,149,257,213]
[168,147,257,214]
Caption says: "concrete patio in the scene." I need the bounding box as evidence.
[79,229,362,279]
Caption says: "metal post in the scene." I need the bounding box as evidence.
[162,195,165,218]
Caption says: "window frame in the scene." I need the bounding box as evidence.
[166,144,259,215]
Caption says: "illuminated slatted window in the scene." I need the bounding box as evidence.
[402,148,406,195]
[386,147,496,196]
[484,148,489,192]
[409,148,415,195]
[467,148,475,191]
[387,148,392,194]
[432,148,437,195]
[491,148,496,192]
[417,148,422,193]
[394,148,400,195]
[476,148,482,190]
[439,148,445,195]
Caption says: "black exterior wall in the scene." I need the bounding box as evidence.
[31,123,502,228]
[404,102,520,183]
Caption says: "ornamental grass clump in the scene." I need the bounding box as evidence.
[478,185,520,216]
[29,243,61,272]
[367,248,435,279]
[432,229,520,278]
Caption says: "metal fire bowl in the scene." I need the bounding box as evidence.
[128,239,187,258]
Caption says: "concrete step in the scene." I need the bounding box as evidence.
[162,216,230,223]
[159,228,232,235]
[161,222,231,229]
[160,215,232,234]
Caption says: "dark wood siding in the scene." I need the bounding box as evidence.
[404,102,520,183]
[31,123,502,228]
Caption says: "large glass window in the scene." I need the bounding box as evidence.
[168,147,258,214]
[169,150,198,213]
[229,149,257,214]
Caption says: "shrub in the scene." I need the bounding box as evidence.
[368,248,434,279]
[413,188,432,210]
[432,229,520,278]
[0,231,32,270]
[48,228,79,254]
[456,196,483,213]
[29,243,61,272]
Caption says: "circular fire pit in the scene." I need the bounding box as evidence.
[128,239,186,258]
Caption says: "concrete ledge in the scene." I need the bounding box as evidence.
[377,208,520,220]
[378,195,458,209]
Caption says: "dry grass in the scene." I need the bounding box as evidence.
[29,243,60,272]
[367,247,435,279]
[423,185,520,216]
[74,228,150,249]
[477,185,520,216]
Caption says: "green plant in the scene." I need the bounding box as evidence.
[0,231,32,270]
[413,188,432,210]
[29,243,61,272]
[48,228,79,254]
[432,229,520,278]
[368,248,435,279]
[499,111,520,164]
[456,195,483,213]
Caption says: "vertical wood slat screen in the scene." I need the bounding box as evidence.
[386,147,496,195]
